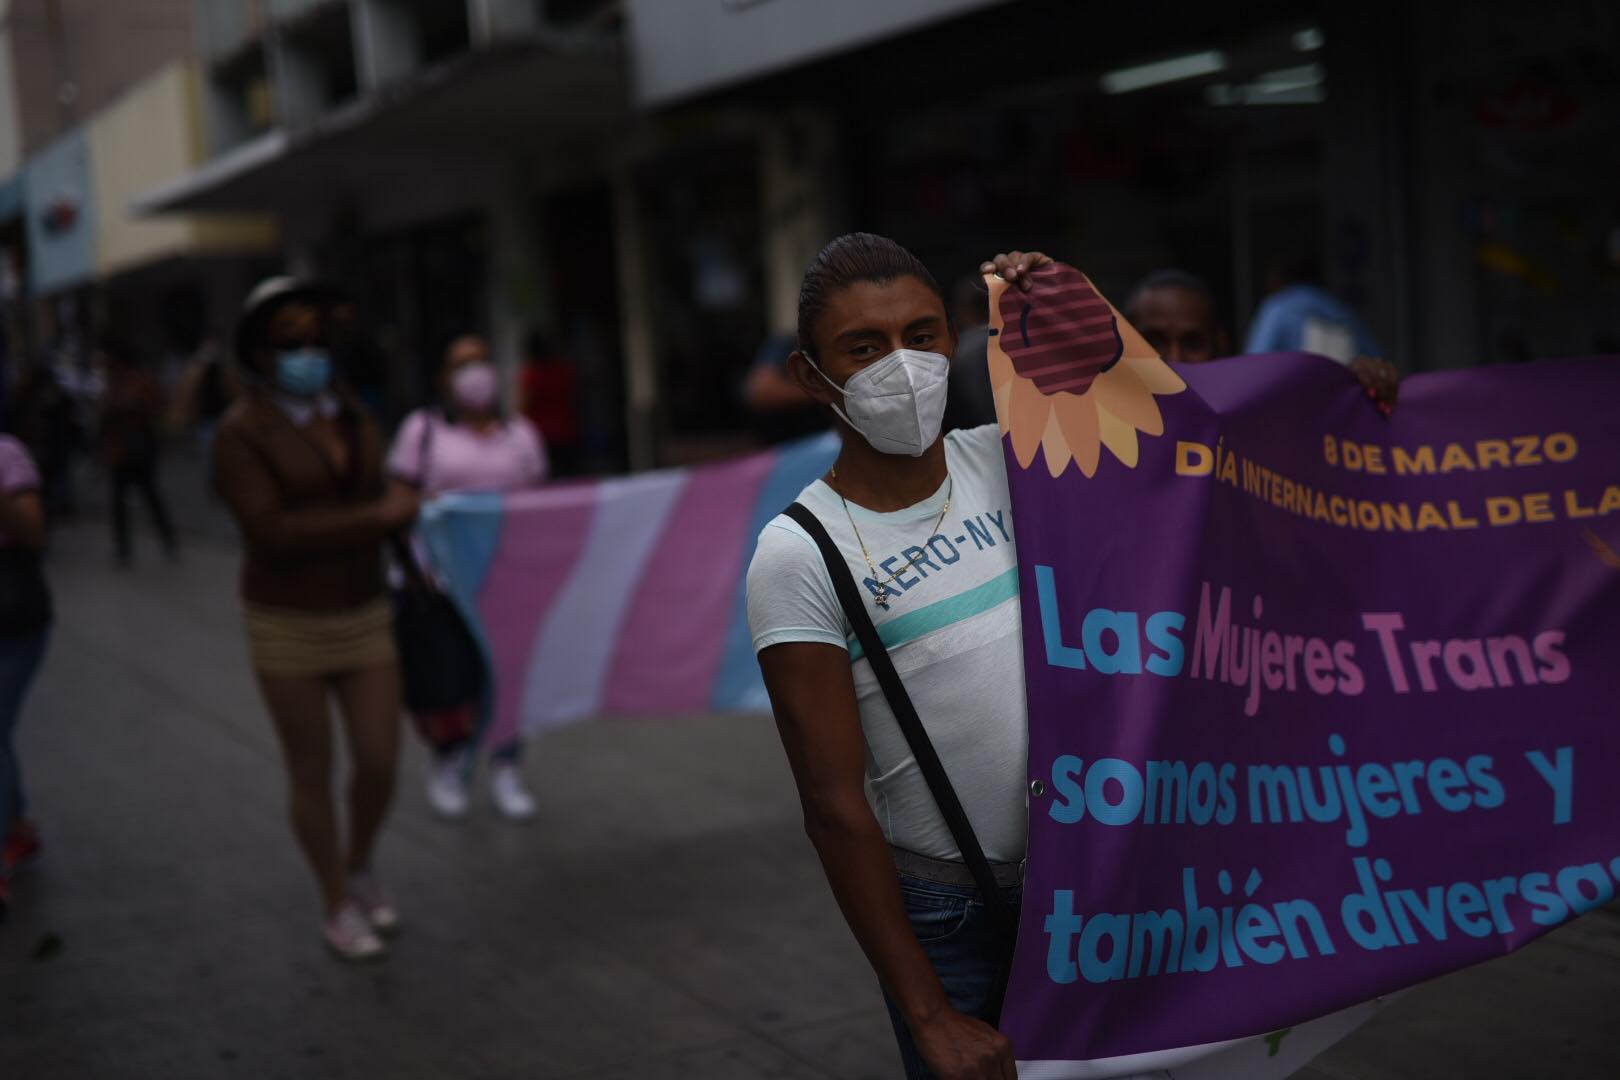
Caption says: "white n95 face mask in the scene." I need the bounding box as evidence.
[810,348,950,457]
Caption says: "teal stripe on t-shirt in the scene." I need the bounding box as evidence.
[847,567,1019,662]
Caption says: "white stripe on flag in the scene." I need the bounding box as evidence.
[521,471,688,730]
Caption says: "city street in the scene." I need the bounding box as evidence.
[2,462,1618,1079]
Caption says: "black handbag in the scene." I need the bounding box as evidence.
[388,533,485,715]
[0,546,52,638]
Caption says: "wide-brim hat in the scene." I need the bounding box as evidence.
[234,276,335,363]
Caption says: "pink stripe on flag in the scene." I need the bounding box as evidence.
[475,488,597,748]
[599,452,775,714]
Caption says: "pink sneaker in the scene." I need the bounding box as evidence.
[324,903,386,961]
[347,874,399,935]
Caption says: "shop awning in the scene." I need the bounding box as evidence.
[135,43,626,215]
[625,0,1007,106]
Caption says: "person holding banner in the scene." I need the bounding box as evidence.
[214,278,419,962]
[747,234,1399,1079]
[1122,269,1228,366]
[388,333,549,821]
[1122,268,1401,410]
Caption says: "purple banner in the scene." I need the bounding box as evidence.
[987,266,1620,1073]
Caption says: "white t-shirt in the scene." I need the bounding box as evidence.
[746,424,1028,863]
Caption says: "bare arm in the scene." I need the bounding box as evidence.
[759,642,1015,1079]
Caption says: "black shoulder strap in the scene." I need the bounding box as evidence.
[414,409,436,490]
[388,530,433,594]
[782,501,1017,941]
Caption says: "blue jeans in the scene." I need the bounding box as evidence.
[881,873,1021,1079]
[0,630,49,828]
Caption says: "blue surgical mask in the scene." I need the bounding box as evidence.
[275,347,331,397]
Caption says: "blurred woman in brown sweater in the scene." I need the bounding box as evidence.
[213,278,418,961]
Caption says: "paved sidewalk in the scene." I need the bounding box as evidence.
[1,510,1617,1078]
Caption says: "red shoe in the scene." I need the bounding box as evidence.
[2,820,41,875]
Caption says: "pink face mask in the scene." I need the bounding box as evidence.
[450,362,499,411]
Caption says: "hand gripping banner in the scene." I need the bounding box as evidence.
[990,264,1620,1076]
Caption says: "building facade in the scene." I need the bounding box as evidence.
[629,0,1618,368]
[0,0,194,171]
[146,0,632,464]
[0,0,278,395]
[131,0,1620,468]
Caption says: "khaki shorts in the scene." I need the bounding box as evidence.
[242,597,397,677]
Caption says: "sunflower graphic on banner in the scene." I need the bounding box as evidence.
[988,263,1186,477]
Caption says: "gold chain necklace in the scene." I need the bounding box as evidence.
[829,466,953,610]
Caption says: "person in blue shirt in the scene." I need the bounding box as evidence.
[1244,252,1382,364]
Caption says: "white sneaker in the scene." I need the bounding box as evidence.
[490,763,536,820]
[348,873,399,935]
[324,903,386,961]
[426,755,470,819]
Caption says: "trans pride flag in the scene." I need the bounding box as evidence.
[416,433,838,747]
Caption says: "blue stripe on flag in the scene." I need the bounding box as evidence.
[417,492,505,744]
[420,492,506,597]
[711,432,840,711]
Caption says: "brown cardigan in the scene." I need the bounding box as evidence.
[213,392,390,612]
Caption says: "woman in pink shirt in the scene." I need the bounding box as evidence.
[388,334,547,821]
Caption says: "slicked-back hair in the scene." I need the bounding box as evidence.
[797,233,949,358]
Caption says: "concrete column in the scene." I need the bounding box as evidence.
[468,0,539,43]
[0,19,21,178]
[485,168,554,409]
[353,0,419,90]
[610,153,657,471]
[277,205,323,280]
[267,29,326,131]
[1403,7,1480,370]
[1319,2,1415,365]
[758,111,837,339]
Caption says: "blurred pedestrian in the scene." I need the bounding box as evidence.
[1244,252,1382,363]
[742,330,828,443]
[96,337,179,566]
[518,329,581,476]
[9,363,83,521]
[1129,267,1398,406]
[213,277,419,961]
[390,333,547,821]
[1123,268,1229,365]
[170,337,240,491]
[0,432,49,921]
